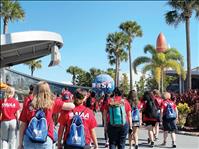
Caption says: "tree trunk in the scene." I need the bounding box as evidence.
[161,68,164,94]
[185,17,191,90]
[3,18,8,34]
[117,59,120,88]
[31,66,34,76]
[72,72,76,85]
[115,57,118,87]
[128,41,133,91]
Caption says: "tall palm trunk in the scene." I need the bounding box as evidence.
[185,17,191,90]
[3,18,8,34]
[128,41,133,91]
[115,56,120,87]
[31,66,34,76]
[161,68,164,93]
[72,72,76,85]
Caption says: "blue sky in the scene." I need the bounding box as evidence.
[4,1,199,84]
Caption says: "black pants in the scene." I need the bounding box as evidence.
[64,144,91,149]
[107,123,129,149]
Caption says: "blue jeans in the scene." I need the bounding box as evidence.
[23,135,52,149]
[107,123,129,149]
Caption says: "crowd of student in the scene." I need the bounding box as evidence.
[0,81,179,149]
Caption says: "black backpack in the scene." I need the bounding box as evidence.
[145,99,158,119]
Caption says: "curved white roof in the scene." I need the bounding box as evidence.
[0,31,64,68]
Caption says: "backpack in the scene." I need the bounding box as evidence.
[165,103,177,120]
[25,109,48,143]
[145,99,158,119]
[132,107,140,122]
[66,109,86,148]
[109,98,126,126]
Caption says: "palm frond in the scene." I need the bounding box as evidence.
[132,56,151,74]
[165,48,184,66]
[165,10,183,27]
[144,44,156,55]
[165,60,181,75]
[142,64,154,74]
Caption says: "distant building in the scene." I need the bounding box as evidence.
[0,68,90,102]
[166,66,199,93]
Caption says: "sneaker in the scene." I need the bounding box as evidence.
[147,138,151,144]
[151,142,154,148]
[154,137,159,141]
[161,141,166,146]
[172,144,176,148]
[135,145,138,149]
[105,142,109,148]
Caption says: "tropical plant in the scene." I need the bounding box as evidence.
[133,44,185,93]
[66,66,84,85]
[177,103,191,128]
[119,20,143,91]
[24,60,42,76]
[135,76,146,98]
[165,0,199,90]
[119,73,129,96]
[0,0,25,34]
[106,32,128,87]
[106,68,115,80]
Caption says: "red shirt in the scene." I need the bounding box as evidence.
[58,99,72,123]
[0,97,20,121]
[161,99,177,114]
[153,95,163,108]
[104,96,132,123]
[19,97,64,141]
[58,105,97,144]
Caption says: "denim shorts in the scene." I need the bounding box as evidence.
[23,134,53,149]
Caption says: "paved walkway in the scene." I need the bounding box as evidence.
[95,112,199,149]
[1,112,198,149]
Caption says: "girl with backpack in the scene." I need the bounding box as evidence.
[103,87,132,149]
[18,81,75,149]
[58,89,98,149]
[142,91,158,147]
[127,90,140,149]
[152,89,163,141]
[160,92,178,148]
[0,86,20,149]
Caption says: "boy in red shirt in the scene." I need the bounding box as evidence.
[58,89,98,149]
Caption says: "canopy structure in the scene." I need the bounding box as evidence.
[0,31,64,68]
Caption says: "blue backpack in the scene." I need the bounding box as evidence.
[132,107,140,122]
[66,109,86,148]
[165,103,177,120]
[26,109,48,143]
[109,98,126,126]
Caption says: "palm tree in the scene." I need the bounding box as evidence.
[66,66,83,85]
[119,20,143,91]
[165,0,199,90]
[24,60,42,76]
[0,0,25,34]
[133,44,185,93]
[106,32,128,87]
[106,68,115,80]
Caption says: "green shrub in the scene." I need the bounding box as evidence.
[177,103,191,114]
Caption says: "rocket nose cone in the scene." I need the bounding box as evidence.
[156,32,167,52]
